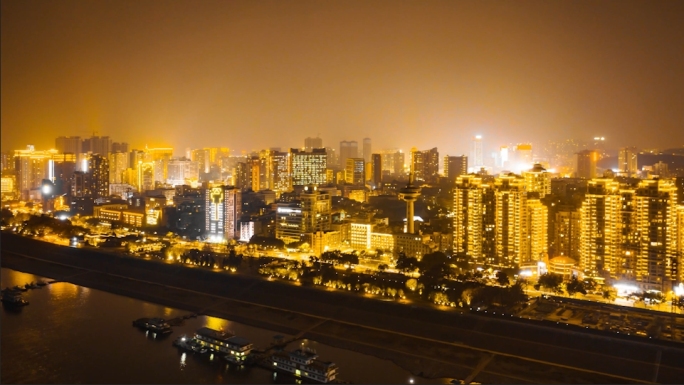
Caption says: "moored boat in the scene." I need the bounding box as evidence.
[2,289,29,307]
[271,348,338,383]
[133,317,173,334]
[194,327,253,364]
[173,335,208,354]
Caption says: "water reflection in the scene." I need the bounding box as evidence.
[180,352,187,370]
[204,315,230,331]
[48,282,90,301]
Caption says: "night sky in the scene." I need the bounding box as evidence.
[2,0,683,156]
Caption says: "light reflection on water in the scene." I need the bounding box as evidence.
[1,267,448,384]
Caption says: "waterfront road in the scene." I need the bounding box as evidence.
[3,232,684,383]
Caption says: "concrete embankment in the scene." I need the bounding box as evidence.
[3,232,684,384]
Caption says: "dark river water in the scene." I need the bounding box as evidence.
[1,267,450,384]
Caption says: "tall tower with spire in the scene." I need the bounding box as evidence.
[398,173,422,234]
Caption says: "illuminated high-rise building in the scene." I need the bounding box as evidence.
[166,158,198,186]
[579,178,621,277]
[526,197,548,263]
[576,149,599,179]
[494,174,528,267]
[345,158,365,185]
[235,161,253,191]
[370,154,382,187]
[275,185,331,244]
[676,205,684,283]
[444,155,468,182]
[453,175,495,265]
[1,174,17,201]
[553,210,581,261]
[618,147,638,177]
[109,152,129,184]
[258,150,275,191]
[453,172,545,267]
[205,185,242,242]
[88,154,109,198]
[304,137,323,152]
[633,179,678,291]
[272,151,292,195]
[290,148,327,186]
[515,143,533,169]
[381,150,405,176]
[471,135,484,169]
[140,162,155,192]
[499,146,509,169]
[14,146,52,200]
[362,138,371,163]
[410,147,439,183]
[522,163,551,198]
[191,148,210,174]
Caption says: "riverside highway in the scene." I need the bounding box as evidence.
[3,232,684,383]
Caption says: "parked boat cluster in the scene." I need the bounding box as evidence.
[168,326,339,383]
[1,280,50,307]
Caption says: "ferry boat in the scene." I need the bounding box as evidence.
[132,317,173,334]
[172,335,208,354]
[271,348,338,383]
[1,289,29,307]
[193,327,253,364]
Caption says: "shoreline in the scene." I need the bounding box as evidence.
[1,250,468,382]
[3,233,684,383]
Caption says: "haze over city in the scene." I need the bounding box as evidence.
[3,0,684,156]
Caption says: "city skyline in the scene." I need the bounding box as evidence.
[3,0,684,155]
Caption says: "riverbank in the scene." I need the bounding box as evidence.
[3,232,684,383]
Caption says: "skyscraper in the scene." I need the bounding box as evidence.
[275,185,331,243]
[109,152,129,184]
[345,158,365,185]
[205,185,242,242]
[579,178,621,277]
[371,153,382,187]
[381,150,405,176]
[576,149,598,179]
[471,135,484,169]
[55,136,82,155]
[362,138,371,163]
[272,151,292,195]
[410,147,439,183]
[339,141,358,169]
[522,163,551,198]
[111,142,129,153]
[88,154,109,198]
[304,137,323,152]
[444,155,468,182]
[290,148,327,186]
[618,147,638,177]
[82,136,112,156]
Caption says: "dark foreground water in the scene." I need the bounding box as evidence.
[1,268,450,384]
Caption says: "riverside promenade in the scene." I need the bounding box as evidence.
[3,232,684,384]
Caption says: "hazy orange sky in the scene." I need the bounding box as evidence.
[2,0,683,156]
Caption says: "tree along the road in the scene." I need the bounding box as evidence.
[536,273,564,294]
[496,271,510,286]
[565,276,587,297]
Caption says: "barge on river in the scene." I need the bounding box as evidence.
[194,327,254,364]
[271,348,338,383]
